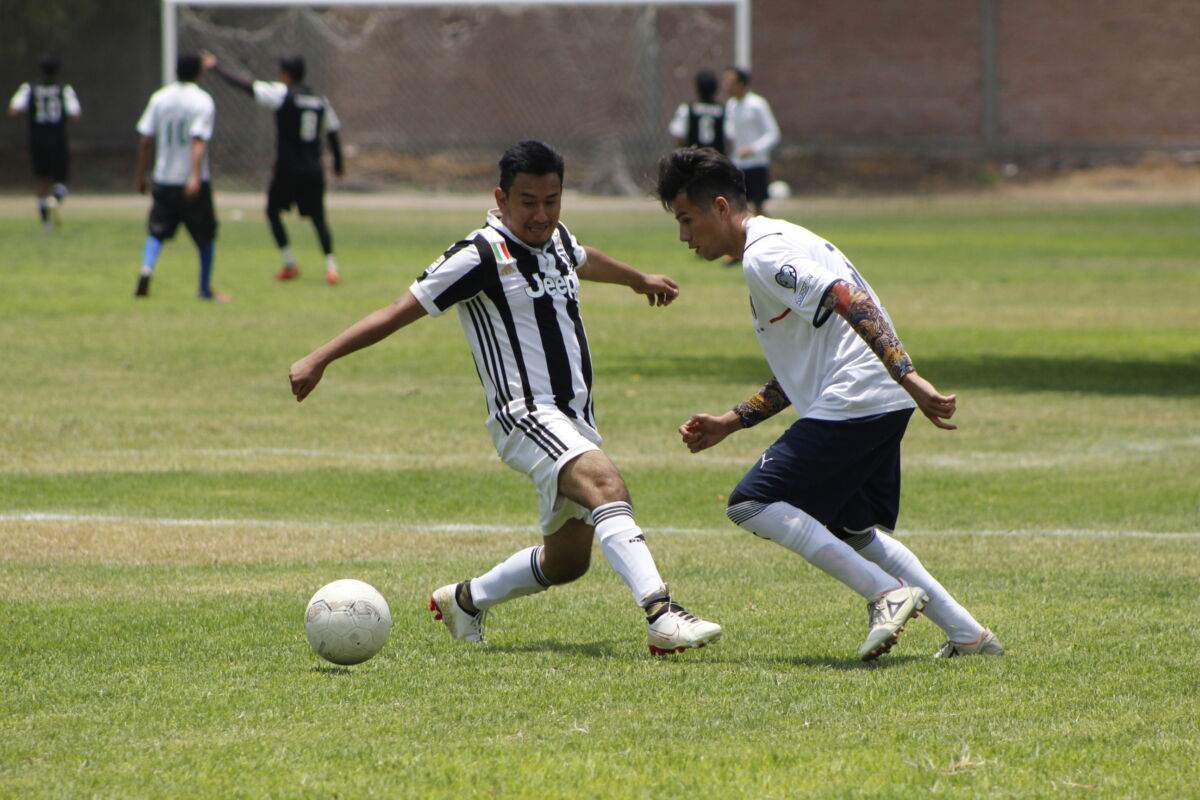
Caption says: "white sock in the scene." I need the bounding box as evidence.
[325,254,338,272]
[728,500,899,599]
[592,501,666,606]
[469,545,550,610]
[281,246,296,267]
[856,530,985,642]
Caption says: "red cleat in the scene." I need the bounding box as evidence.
[275,266,300,281]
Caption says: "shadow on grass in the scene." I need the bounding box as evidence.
[606,353,1200,397]
[488,639,626,658]
[311,665,354,676]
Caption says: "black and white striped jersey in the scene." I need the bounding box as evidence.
[409,212,595,432]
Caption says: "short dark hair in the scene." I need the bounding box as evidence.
[654,147,747,211]
[39,55,61,79]
[497,140,565,194]
[177,53,202,82]
[727,66,751,86]
[695,69,718,102]
[279,56,306,82]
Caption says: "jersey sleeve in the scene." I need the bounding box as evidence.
[252,81,288,109]
[409,239,494,317]
[748,252,840,325]
[8,83,30,112]
[188,94,215,141]
[324,100,341,133]
[667,103,688,138]
[64,85,81,116]
[135,93,158,137]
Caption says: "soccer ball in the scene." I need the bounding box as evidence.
[304,579,392,665]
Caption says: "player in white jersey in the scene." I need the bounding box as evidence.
[723,67,779,217]
[289,141,722,656]
[654,147,1004,661]
[133,54,226,302]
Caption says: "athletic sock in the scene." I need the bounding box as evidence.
[198,242,215,296]
[325,254,338,273]
[141,236,164,273]
[281,246,296,267]
[469,545,551,610]
[592,501,666,606]
[855,529,985,642]
[38,199,49,224]
[727,500,899,599]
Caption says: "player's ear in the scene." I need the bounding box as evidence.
[713,195,730,217]
[494,186,507,211]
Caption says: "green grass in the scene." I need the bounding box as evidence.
[1,191,1198,798]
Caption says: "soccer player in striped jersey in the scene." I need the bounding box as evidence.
[655,147,1003,660]
[133,54,227,302]
[290,140,722,656]
[202,51,344,285]
[8,56,82,232]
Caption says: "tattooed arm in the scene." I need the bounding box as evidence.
[821,279,958,429]
[678,377,792,453]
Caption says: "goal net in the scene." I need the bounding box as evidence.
[171,1,743,194]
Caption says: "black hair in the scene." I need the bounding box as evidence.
[497,140,565,194]
[279,56,306,82]
[654,146,747,211]
[177,53,202,82]
[726,66,751,86]
[695,69,718,103]
[39,55,61,79]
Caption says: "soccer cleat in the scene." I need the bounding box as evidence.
[933,629,1005,659]
[134,275,151,297]
[429,582,485,643]
[198,289,231,303]
[275,266,300,281]
[859,584,929,662]
[325,270,340,285]
[645,599,723,656]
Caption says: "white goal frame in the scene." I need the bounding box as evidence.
[161,0,752,85]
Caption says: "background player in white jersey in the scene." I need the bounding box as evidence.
[723,67,780,217]
[133,53,226,302]
[655,147,1003,661]
[668,70,726,154]
[289,140,722,656]
[202,51,344,285]
[8,56,82,232]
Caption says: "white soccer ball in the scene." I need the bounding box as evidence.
[768,180,792,199]
[304,579,392,665]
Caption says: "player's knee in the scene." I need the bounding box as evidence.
[541,551,591,585]
[726,489,769,535]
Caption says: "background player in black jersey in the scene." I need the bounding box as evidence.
[202,50,345,285]
[667,69,725,154]
[8,56,82,232]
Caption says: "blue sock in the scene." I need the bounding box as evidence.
[141,237,163,273]
[198,242,215,295]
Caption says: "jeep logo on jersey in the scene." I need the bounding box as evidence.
[525,270,580,300]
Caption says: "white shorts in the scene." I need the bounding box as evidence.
[487,406,603,536]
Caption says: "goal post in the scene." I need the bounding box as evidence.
[160,0,751,193]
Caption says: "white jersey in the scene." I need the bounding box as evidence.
[725,91,780,168]
[740,216,915,421]
[135,81,215,185]
[409,212,595,434]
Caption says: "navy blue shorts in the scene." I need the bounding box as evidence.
[731,408,913,538]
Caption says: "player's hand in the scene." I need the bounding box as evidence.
[679,413,737,453]
[136,175,148,195]
[636,273,679,307]
[200,50,218,70]
[900,371,958,430]
[184,174,201,199]
[289,356,327,402]
[738,146,754,159]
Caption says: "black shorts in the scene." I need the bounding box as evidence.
[268,172,325,218]
[740,166,770,206]
[148,182,218,245]
[732,408,914,538]
[31,143,69,182]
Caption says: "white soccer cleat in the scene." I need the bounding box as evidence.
[429,582,486,643]
[933,628,1005,659]
[859,584,929,661]
[646,600,723,656]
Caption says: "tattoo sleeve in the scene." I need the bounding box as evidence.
[821,279,915,382]
[733,377,792,429]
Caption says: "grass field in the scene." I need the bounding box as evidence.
[1,187,1198,799]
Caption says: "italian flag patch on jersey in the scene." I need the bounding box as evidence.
[491,241,515,265]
